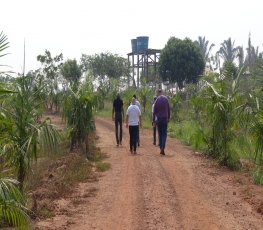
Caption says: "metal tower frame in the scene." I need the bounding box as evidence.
[127,49,161,88]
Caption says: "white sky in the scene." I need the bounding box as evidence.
[0,0,262,74]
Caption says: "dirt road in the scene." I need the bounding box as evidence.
[36,116,263,230]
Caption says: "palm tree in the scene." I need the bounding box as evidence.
[0,31,30,228]
[246,35,260,74]
[237,46,245,69]
[200,67,246,168]
[195,36,215,71]
[218,37,239,63]
[1,75,61,190]
[62,81,96,157]
[0,176,29,229]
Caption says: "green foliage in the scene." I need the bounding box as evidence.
[0,31,9,59]
[0,177,29,229]
[158,37,205,89]
[168,121,207,150]
[0,75,61,189]
[138,84,154,112]
[96,162,111,172]
[169,93,182,122]
[194,36,215,71]
[0,32,30,229]
[250,109,263,164]
[252,166,263,185]
[218,37,239,63]
[60,59,82,87]
[81,52,129,81]
[37,50,64,112]
[222,61,238,80]
[122,88,138,108]
[62,81,96,154]
[197,68,248,169]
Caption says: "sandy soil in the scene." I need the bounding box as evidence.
[35,115,263,230]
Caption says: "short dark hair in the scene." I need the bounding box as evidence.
[133,94,137,99]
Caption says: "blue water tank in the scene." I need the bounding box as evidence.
[136,36,149,51]
[131,39,137,52]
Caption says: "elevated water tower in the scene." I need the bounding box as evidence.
[127,36,161,88]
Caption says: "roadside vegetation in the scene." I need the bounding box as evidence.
[0,29,262,229]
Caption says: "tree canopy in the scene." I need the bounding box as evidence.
[60,59,82,86]
[158,37,205,89]
[80,52,129,80]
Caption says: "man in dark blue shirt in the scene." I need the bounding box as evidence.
[112,94,124,146]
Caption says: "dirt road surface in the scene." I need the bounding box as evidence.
[36,116,263,230]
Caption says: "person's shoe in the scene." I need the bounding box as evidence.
[153,142,156,145]
[133,151,137,154]
[160,148,165,155]
[137,143,140,147]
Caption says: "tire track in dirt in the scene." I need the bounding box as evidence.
[35,115,263,230]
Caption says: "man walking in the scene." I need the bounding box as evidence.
[112,93,124,146]
[152,96,158,145]
[126,97,141,154]
[132,94,141,146]
[153,89,170,155]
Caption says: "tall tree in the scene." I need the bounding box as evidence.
[80,52,129,82]
[60,59,82,88]
[218,37,239,63]
[158,37,205,89]
[245,34,261,74]
[37,50,63,112]
[195,36,215,71]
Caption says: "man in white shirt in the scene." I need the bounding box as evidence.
[132,94,141,146]
[126,97,142,154]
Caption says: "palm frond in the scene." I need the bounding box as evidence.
[0,177,29,229]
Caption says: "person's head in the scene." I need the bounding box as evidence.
[153,96,157,101]
[116,93,120,99]
[131,97,136,105]
[133,94,137,99]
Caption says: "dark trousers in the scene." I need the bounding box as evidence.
[115,112,122,144]
[157,117,168,150]
[129,125,139,151]
[136,126,140,145]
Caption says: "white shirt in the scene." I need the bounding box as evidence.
[126,104,141,126]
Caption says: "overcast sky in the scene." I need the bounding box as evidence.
[0,0,262,74]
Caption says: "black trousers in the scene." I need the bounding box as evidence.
[129,125,139,151]
[115,112,122,144]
